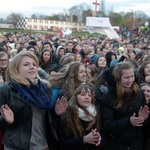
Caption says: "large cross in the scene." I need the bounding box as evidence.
[93,0,100,17]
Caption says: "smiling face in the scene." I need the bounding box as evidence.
[98,57,106,68]
[43,51,51,62]
[129,52,136,59]
[120,68,135,88]
[141,85,150,104]
[59,48,65,57]
[18,56,38,81]
[77,89,92,108]
[77,65,87,83]
[0,54,8,69]
[76,54,82,62]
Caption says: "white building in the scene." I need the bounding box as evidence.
[17,17,85,31]
[0,24,14,28]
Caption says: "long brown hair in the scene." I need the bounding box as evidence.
[49,62,87,99]
[113,61,139,108]
[62,84,100,138]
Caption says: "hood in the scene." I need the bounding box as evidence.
[102,67,116,93]
[90,54,99,64]
[105,52,117,67]
[102,66,141,93]
[55,45,65,56]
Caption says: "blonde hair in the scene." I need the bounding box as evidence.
[8,51,39,86]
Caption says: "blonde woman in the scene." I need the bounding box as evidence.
[0,51,67,150]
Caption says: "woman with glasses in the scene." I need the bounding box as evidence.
[0,52,9,82]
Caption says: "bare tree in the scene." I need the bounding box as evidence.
[6,12,22,28]
[0,18,6,23]
[120,11,126,20]
[82,9,92,23]
[68,3,91,22]
[31,13,38,19]
[134,10,148,23]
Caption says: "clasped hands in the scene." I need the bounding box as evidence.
[83,129,101,146]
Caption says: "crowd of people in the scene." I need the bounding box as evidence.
[0,27,149,150]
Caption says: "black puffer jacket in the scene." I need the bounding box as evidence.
[100,67,147,150]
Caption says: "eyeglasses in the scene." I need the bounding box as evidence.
[0,59,7,62]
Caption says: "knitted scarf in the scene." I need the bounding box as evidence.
[77,104,97,121]
[11,79,54,110]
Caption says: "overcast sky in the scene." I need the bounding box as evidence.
[0,0,150,18]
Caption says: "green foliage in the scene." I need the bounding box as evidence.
[109,12,122,26]
[3,6,150,30]
[121,12,132,27]
[72,15,78,22]
[108,10,149,27]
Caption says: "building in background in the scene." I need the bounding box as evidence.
[16,17,85,31]
[0,24,14,29]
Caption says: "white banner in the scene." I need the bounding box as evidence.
[145,22,149,26]
[86,17,120,39]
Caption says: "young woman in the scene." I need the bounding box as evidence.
[55,46,66,63]
[105,51,117,68]
[140,83,150,150]
[75,53,83,62]
[39,48,61,74]
[94,55,107,74]
[0,51,67,150]
[59,84,102,150]
[86,65,98,87]
[0,52,9,82]
[141,83,150,105]
[100,61,149,150]
[73,44,82,54]
[139,61,150,83]
[49,62,87,100]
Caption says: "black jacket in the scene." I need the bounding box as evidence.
[100,67,147,150]
[58,119,102,150]
[0,82,60,150]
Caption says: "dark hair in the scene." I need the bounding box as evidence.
[43,42,52,49]
[139,61,150,77]
[27,45,35,51]
[39,48,52,68]
[17,46,27,54]
[62,84,100,138]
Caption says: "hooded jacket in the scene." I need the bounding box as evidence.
[105,52,117,68]
[55,46,65,57]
